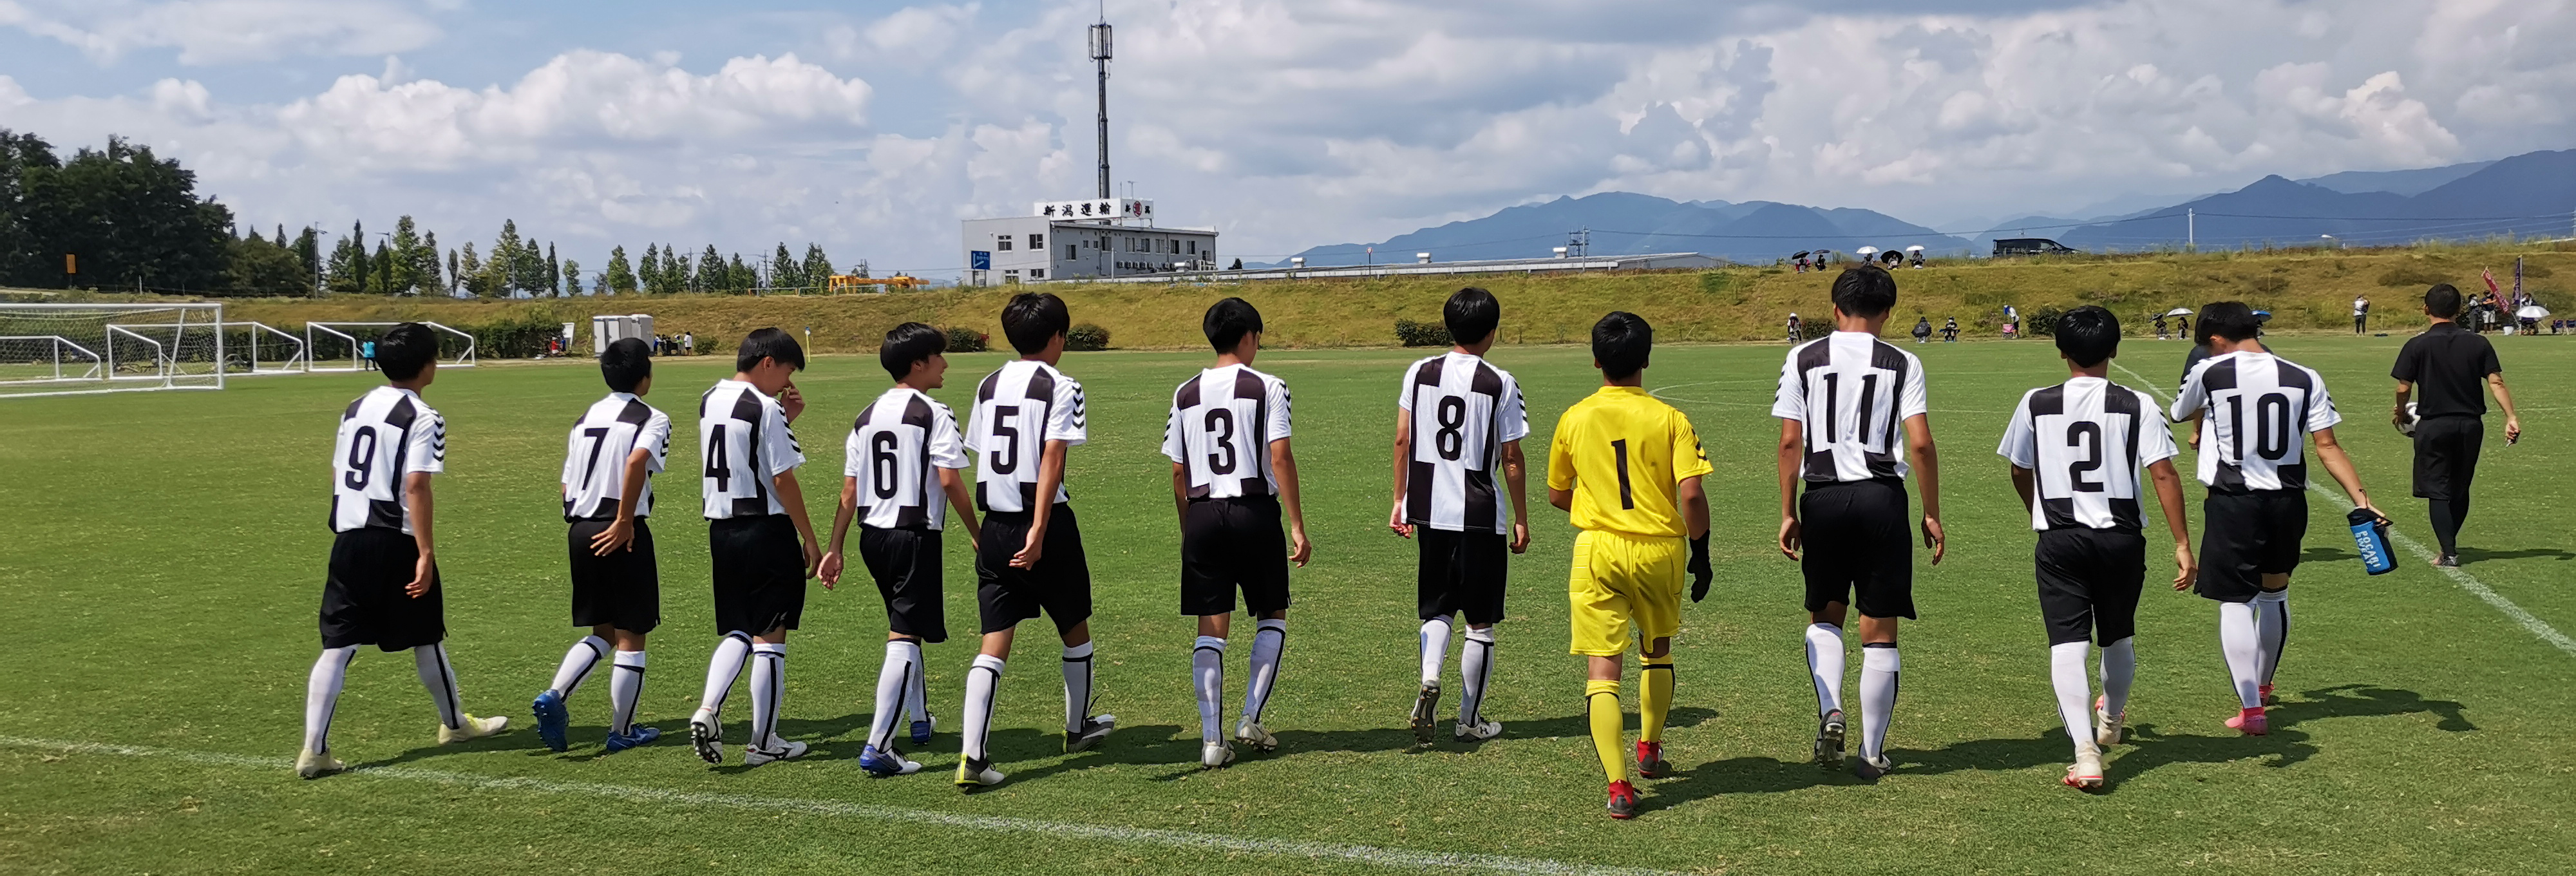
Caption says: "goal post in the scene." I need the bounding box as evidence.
[307,321,476,372]
[108,320,305,375]
[0,302,225,397]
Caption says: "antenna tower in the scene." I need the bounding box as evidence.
[1089,12,1113,201]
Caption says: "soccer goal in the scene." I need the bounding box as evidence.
[0,302,225,397]
[307,321,477,372]
[112,320,305,376]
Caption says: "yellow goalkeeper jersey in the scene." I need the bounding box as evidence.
[1547,385,1712,539]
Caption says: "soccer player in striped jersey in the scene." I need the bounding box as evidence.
[1167,298,1312,768]
[1996,307,2195,789]
[2169,302,2386,736]
[1549,312,1713,819]
[1772,265,1943,780]
[820,323,981,777]
[955,292,1115,790]
[298,323,507,779]
[686,328,822,768]
[1389,287,1531,744]
[532,338,672,755]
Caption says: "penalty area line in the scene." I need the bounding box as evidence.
[0,736,1681,876]
[2110,360,2576,658]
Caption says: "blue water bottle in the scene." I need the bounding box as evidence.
[2348,508,2396,575]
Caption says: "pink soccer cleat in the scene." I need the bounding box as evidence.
[2225,707,2268,736]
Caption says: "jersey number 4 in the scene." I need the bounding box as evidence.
[705,424,731,491]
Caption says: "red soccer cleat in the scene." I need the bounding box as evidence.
[2225,707,2268,736]
[1636,741,1671,779]
[1605,780,1640,819]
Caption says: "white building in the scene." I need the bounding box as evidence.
[961,198,1219,286]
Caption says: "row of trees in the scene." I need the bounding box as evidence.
[314,218,845,298]
[0,130,240,292]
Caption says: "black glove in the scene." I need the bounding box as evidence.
[1688,535,1712,602]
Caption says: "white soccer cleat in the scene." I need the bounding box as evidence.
[1201,740,1236,769]
[1853,754,1893,781]
[1454,718,1502,741]
[2095,696,2126,748]
[742,738,809,766]
[688,709,724,765]
[436,714,509,745]
[1233,718,1278,752]
[295,750,345,779]
[2063,751,2105,790]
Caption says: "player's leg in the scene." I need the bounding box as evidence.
[1454,529,1508,739]
[743,624,799,764]
[1048,508,1113,752]
[2092,532,2145,757]
[1182,497,1237,765]
[300,645,357,776]
[1413,529,1457,742]
[1195,613,1233,767]
[1235,499,1291,752]
[956,515,1025,788]
[2247,491,2307,708]
[601,520,661,752]
[1631,536,1685,779]
[860,528,936,775]
[2193,493,2266,731]
[535,627,610,752]
[1569,531,1640,818]
[303,540,372,776]
[603,627,654,752]
[2036,531,2103,788]
[1851,481,1916,779]
[690,629,752,763]
[1799,486,1852,766]
[390,548,506,745]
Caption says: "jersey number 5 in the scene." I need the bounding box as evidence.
[990,405,1021,474]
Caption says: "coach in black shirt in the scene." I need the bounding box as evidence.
[2391,283,2523,566]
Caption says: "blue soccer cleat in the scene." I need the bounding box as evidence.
[603,725,660,754]
[910,714,938,747]
[858,744,922,777]
[531,690,569,752]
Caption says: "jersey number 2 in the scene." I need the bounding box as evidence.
[2065,422,2104,492]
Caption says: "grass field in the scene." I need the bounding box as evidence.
[2,330,2571,875]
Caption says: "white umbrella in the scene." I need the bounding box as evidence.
[1855,246,1879,256]
[2519,305,2550,319]
[2162,307,2193,317]
[1906,245,1925,252]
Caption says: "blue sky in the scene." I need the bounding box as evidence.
[2,0,2568,280]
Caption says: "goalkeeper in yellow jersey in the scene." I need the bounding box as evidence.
[1546,311,1713,819]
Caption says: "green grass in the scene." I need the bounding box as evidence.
[2,333,2571,875]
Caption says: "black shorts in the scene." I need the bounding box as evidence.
[977,505,1094,636]
[320,527,445,651]
[1799,479,1917,619]
[2194,490,2307,603]
[2411,415,2484,502]
[567,518,660,634]
[1416,526,1507,625]
[708,515,807,635]
[861,526,947,643]
[2034,528,2146,646]
[1180,496,1291,617]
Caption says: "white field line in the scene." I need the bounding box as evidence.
[0,736,1681,876]
[2110,360,2576,657]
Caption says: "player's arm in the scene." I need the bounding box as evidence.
[403,471,435,598]
[1546,421,1575,512]
[2488,372,2521,444]
[820,474,858,589]
[2391,379,2414,428]
[1271,436,1312,566]
[1012,440,1071,569]
[2307,426,2385,524]
[1776,418,1803,558]
[1171,461,1189,522]
[590,447,652,557]
[2146,459,2195,590]
[1501,439,1530,553]
[2008,464,2036,515]
[1388,407,1414,537]
[1904,412,1944,565]
[940,466,979,551]
[773,468,821,578]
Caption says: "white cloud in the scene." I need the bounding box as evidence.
[0,0,441,64]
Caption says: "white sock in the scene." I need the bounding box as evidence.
[1417,615,1454,687]
[1858,644,1899,761]
[1241,620,1286,725]
[960,654,1005,762]
[905,648,930,723]
[2099,637,2136,718]
[2218,601,2263,708]
[304,646,357,754]
[1062,641,1095,734]
[748,643,786,748]
[2253,589,2289,687]
[697,633,752,715]
[2049,642,2098,758]
[1194,636,1227,743]
[1804,623,1847,718]
[608,651,645,735]
[1459,625,1495,725]
[869,640,920,750]
[547,635,610,699]
[413,642,464,730]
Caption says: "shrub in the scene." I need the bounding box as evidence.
[1394,319,1451,347]
[1066,323,1112,351]
[945,327,987,353]
[2025,305,2066,337]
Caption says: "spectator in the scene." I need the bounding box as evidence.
[2002,304,2020,339]
[359,339,376,371]
[1785,312,1804,344]
[2354,295,2370,334]
[683,331,694,355]
[1911,316,1932,343]
[1941,316,1959,342]
[2154,313,2170,340]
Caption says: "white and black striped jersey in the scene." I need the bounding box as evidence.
[699,379,805,519]
[2170,350,2341,492]
[1771,332,1930,482]
[329,386,446,535]
[1397,352,1530,533]
[1996,377,2179,531]
[844,387,971,529]
[1162,364,1294,499]
[967,359,1087,513]
[561,392,672,521]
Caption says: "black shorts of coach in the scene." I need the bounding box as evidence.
[860,526,947,643]
[708,514,807,635]
[1799,478,1917,619]
[1415,526,1507,625]
[2035,527,2145,646]
[2411,415,2483,502]
[320,527,446,651]
[2194,489,2307,604]
[567,517,660,635]
[1180,495,1291,617]
[976,504,1094,636]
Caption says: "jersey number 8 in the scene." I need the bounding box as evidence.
[1434,396,1466,461]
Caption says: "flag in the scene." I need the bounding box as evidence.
[2483,268,2499,293]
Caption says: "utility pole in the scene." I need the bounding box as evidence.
[1090,15,1113,201]
[2187,209,2195,252]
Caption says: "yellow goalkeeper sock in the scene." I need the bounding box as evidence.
[1586,678,1625,783]
[1640,663,1672,744]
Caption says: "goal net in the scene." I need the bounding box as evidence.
[0,302,225,397]
[307,321,477,372]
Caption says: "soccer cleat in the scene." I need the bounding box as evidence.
[1454,718,1502,741]
[910,714,938,747]
[1636,741,1672,779]
[1854,754,1894,781]
[2095,697,2126,748]
[954,757,1008,790]
[858,744,922,777]
[2259,683,2276,707]
[742,738,808,767]
[294,750,345,779]
[2226,707,2269,736]
[1200,740,1236,769]
[1814,710,1847,768]
[1233,718,1278,752]
[1605,780,1640,819]
[2434,553,2460,568]
[1409,683,1442,744]
[1065,715,1117,752]
[688,709,724,764]
[531,690,570,752]
[436,714,509,745]
[602,725,661,754]
[2063,752,2105,790]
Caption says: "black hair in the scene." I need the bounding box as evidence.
[1831,265,1898,318]
[2054,305,2120,367]
[735,327,806,372]
[375,322,437,381]
[600,337,652,392]
[1591,311,1652,379]
[1202,297,1264,352]
[1443,287,1501,345]
[2199,301,2260,342]
[1001,292,1070,354]
[2424,283,2462,318]
[880,321,947,381]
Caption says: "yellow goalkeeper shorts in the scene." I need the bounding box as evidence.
[1567,528,1686,657]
